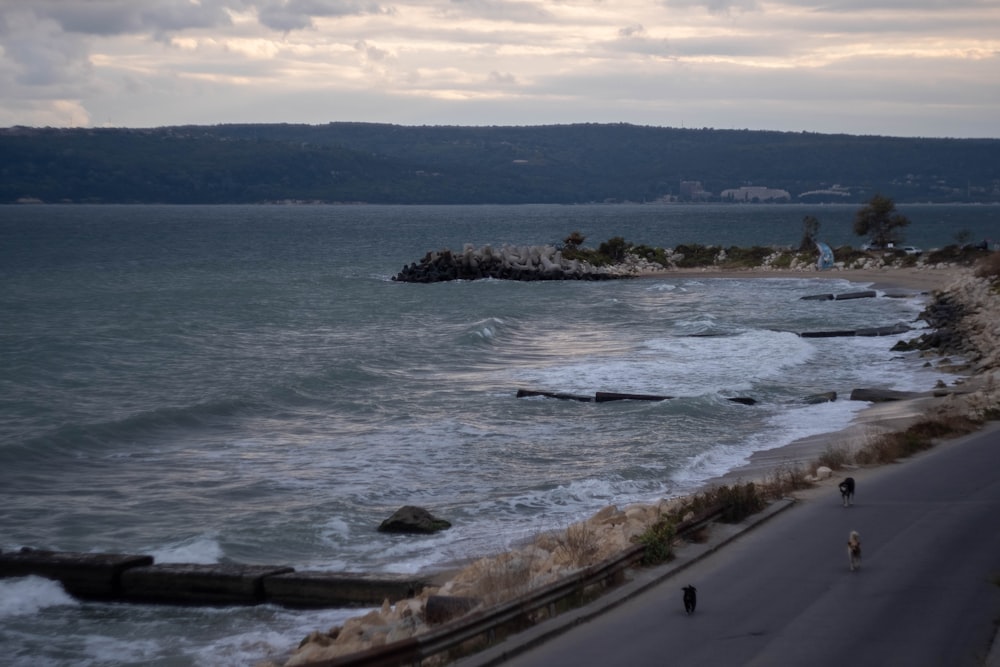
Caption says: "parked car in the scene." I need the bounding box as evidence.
[861,242,884,251]
[901,246,923,255]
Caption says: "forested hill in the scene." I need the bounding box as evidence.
[3,123,999,205]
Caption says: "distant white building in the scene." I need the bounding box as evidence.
[720,186,791,202]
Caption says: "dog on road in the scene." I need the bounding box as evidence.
[847,530,862,571]
[839,477,855,507]
[682,585,697,614]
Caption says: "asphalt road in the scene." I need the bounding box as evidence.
[491,423,1000,667]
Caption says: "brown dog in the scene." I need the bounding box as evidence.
[847,530,862,571]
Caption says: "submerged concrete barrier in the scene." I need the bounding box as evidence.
[0,549,153,600]
[0,548,431,608]
[264,571,427,608]
[120,563,295,605]
[515,389,594,402]
[800,323,910,338]
[800,290,878,301]
[595,391,674,402]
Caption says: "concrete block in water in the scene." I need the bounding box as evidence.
[120,563,293,605]
[263,571,430,608]
[0,548,153,599]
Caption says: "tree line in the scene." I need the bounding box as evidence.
[2,123,999,204]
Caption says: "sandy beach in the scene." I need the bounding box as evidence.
[645,265,958,293]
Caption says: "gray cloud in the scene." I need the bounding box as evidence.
[0,0,996,136]
[8,0,236,36]
[256,0,393,31]
[662,0,760,14]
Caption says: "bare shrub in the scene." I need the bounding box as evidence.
[554,523,601,570]
[762,464,813,497]
[475,549,538,606]
[708,481,767,523]
[973,251,1000,281]
[854,415,981,465]
[817,444,850,470]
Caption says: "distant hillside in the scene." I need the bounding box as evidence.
[2,123,999,204]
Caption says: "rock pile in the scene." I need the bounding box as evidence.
[895,271,1000,372]
[392,243,633,283]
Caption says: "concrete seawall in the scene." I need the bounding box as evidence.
[0,548,429,608]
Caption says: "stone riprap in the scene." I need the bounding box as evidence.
[392,244,659,283]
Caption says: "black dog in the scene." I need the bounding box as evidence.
[682,585,697,614]
[839,477,855,507]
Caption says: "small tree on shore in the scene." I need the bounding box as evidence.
[853,194,910,248]
[799,215,821,252]
[563,231,586,249]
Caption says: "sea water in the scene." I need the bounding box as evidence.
[1,203,997,665]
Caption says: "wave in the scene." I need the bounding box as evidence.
[0,576,77,619]
[3,397,257,461]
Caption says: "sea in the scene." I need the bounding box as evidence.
[1,202,998,666]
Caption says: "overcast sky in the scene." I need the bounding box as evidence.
[1,0,998,137]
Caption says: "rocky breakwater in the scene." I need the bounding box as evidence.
[392,243,648,283]
[895,269,1000,374]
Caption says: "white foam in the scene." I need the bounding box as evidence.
[0,576,78,618]
[152,535,224,564]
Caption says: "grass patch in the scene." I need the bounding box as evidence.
[673,243,719,267]
[719,245,774,269]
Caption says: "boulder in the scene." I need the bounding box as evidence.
[378,506,452,534]
[803,391,837,404]
[424,595,479,624]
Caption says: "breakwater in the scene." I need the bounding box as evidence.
[0,548,428,608]
[392,244,631,283]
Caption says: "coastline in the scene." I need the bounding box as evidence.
[658,264,968,490]
[640,265,956,293]
[281,262,999,666]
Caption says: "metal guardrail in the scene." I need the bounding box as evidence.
[300,506,724,667]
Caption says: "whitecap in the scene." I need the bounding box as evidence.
[152,535,224,564]
[0,576,78,618]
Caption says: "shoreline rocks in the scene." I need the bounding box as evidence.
[392,243,647,282]
[377,506,452,534]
